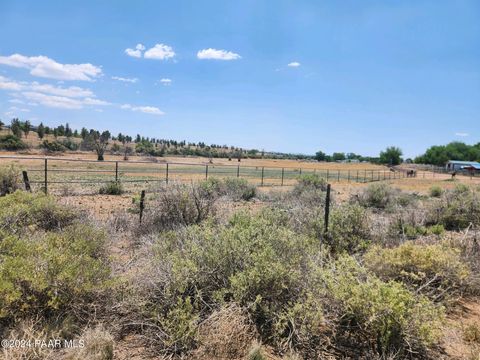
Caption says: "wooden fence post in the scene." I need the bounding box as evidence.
[324,183,331,237]
[22,171,31,191]
[44,158,48,194]
[139,190,145,224]
[205,165,208,180]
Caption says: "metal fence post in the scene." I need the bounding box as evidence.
[348,170,350,182]
[337,170,340,182]
[205,165,208,180]
[261,166,264,186]
[115,161,119,182]
[44,158,48,194]
[299,168,302,175]
[139,190,145,224]
[356,170,359,182]
[326,169,329,181]
[281,168,284,186]
[237,165,240,178]
[324,183,331,237]
[166,163,169,184]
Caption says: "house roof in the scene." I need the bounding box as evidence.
[447,160,480,166]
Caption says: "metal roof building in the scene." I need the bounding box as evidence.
[446,160,480,171]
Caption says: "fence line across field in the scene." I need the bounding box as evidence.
[0,155,460,195]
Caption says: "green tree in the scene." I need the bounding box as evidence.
[37,122,45,139]
[10,118,22,138]
[23,120,31,138]
[332,152,346,161]
[379,146,403,165]
[315,150,327,161]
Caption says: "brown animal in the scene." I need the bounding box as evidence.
[406,170,416,178]
[451,171,457,179]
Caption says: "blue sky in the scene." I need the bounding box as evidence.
[0,0,479,158]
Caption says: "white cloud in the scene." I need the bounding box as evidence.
[9,106,30,112]
[0,75,24,90]
[30,82,94,98]
[112,76,138,83]
[455,132,469,137]
[0,53,102,81]
[121,103,164,115]
[159,78,172,85]
[144,44,175,60]
[125,43,145,58]
[8,98,25,104]
[22,91,84,109]
[287,62,301,67]
[197,48,241,60]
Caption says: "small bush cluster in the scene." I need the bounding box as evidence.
[0,134,28,151]
[139,183,217,234]
[99,181,124,195]
[365,242,470,301]
[429,185,443,197]
[353,183,417,211]
[294,173,327,193]
[200,177,257,201]
[0,164,21,196]
[0,192,110,323]
[323,256,444,355]
[41,139,67,152]
[427,184,480,230]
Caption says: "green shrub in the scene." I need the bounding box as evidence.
[41,140,67,152]
[326,203,371,254]
[354,183,399,210]
[429,186,443,198]
[136,208,322,352]
[323,255,444,354]
[0,223,110,321]
[427,185,480,230]
[139,183,217,233]
[0,191,78,233]
[99,181,124,195]
[199,177,257,201]
[0,134,28,151]
[294,174,327,193]
[0,164,21,196]
[364,242,470,300]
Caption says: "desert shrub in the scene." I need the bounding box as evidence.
[364,242,470,301]
[0,191,78,234]
[65,326,114,360]
[41,139,67,152]
[294,173,327,193]
[99,181,124,195]
[325,203,371,254]
[194,304,257,359]
[60,138,79,151]
[139,183,217,234]
[199,177,257,201]
[133,209,323,353]
[463,323,480,344]
[387,208,444,240]
[0,134,28,151]
[0,164,21,196]
[353,183,399,210]
[429,185,443,197]
[427,185,480,230]
[323,255,444,355]
[0,223,110,322]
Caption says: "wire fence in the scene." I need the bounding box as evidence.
[0,155,468,195]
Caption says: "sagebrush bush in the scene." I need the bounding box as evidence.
[0,191,78,233]
[427,185,480,230]
[323,255,445,355]
[200,177,256,201]
[364,242,470,301]
[353,183,400,210]
[41,139,67,152]
[133,208,323,353]
[429,185,443,198]
[0,164,21,196]
[138,183,217,234]
[99,181,124,195]
[294,173,327,193]
[0,223,110,321]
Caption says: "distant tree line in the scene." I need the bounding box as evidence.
[414,142,480,166]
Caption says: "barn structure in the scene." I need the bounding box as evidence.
[446,160,480,173]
